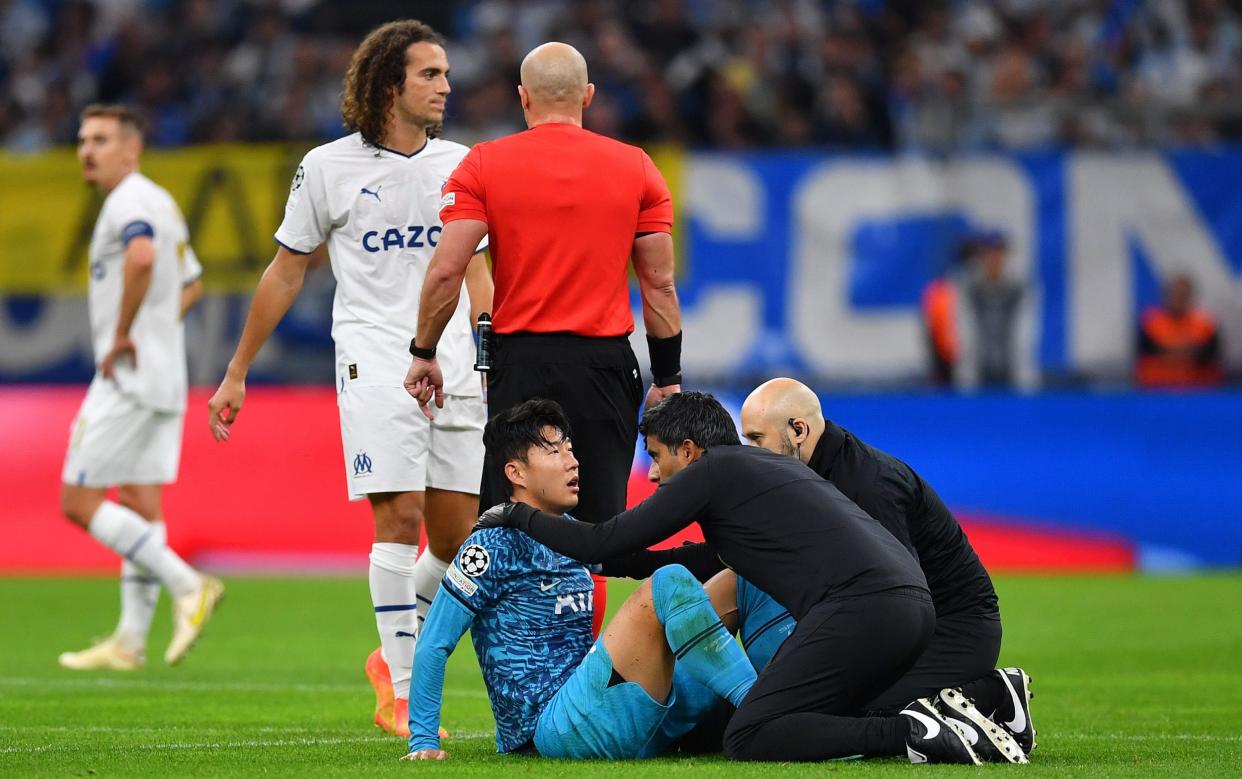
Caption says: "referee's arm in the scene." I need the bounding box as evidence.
[406,219,488,411]
[414,219,487,349]
[633,232,684,405]
[633,232,680,339]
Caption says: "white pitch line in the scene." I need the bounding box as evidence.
[0,731,496,755]
[0,676,488,699]
[1054,733,1242,743]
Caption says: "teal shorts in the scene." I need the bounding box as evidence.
[533,637,673,759]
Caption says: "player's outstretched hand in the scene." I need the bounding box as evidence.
[100,333,137,379]
[208,375,245,442]
[645,382,681,411]
[400,749,448,761]
[404,356,445,420]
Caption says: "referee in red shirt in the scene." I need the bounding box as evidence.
[404,42,683,628]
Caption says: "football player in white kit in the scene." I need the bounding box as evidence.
[208,20,491,738]
[58,104,224,671]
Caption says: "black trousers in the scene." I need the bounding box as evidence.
[863,609,1002,715]
[478,333,643,524]
[723,588,935,762]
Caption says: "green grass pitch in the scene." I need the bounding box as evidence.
[2,574,1239,776]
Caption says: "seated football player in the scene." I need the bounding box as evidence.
[401,399,756,761]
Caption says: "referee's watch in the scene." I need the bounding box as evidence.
[409,338,437,360]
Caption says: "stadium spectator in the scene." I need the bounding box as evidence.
[957,228,1038,390]
[57,103,222,671]
[921,269,958,387]
[403,41,683,635]
[8,1,1242,151]
[1136,273,1223,388]
[208,20,493,741]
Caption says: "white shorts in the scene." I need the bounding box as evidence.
[338,386,485,501]
[62,377,184,488]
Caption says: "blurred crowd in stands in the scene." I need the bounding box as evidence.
[3,0,1242,152]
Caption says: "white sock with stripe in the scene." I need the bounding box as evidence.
[89,502,198,599]
[412,550,451,629]
[369,542,419,700]
[115,521,165,652]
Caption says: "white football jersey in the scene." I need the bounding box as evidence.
[86,171,199,412]
[275,133,486,396]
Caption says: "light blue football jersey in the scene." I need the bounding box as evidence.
[408,525,595,753]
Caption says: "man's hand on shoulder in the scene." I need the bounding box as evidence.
[401,749,448,761]
[472,502,538,532]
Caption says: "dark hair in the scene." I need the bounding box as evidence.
[639,392,740,452]
[80,103,145,139]
[483,399,574,494]
[341,19,445,146]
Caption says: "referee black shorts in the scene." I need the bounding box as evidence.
[479,333,644,524]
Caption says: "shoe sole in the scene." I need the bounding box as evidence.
[165,579,225,666]
[938,688,1029,764]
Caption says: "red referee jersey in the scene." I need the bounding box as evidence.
[439,123,673,336]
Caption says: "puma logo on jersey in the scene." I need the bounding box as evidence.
[361,225,442,253]
[360,186,382,202]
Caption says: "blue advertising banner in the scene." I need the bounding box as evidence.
[628,150,1242,385]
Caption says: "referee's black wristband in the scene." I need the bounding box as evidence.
[647,331,682,385]
[409,338,437,360]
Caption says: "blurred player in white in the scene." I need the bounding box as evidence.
[59,104,223,671]
[207,20,491,738]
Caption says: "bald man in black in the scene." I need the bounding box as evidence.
[740,378,1033,759]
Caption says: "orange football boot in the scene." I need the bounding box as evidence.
[365,647,396,734]
[367,647,448,739]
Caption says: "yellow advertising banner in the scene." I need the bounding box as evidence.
[0,141,686,295]
[0,144,308,294]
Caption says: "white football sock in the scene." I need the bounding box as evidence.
[115,521,165,651]
[89,502,199,599]
[369,542,419,700]
[412,550,451,628]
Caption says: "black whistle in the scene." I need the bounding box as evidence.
[474,313,494,372]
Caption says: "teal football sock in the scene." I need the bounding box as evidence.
[651,564,755,707]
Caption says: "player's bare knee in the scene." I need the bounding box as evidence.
[427,532,467,562]
[369,492,425,544]
[633,577,656,611]
[610,578,660,631]
[117,485,162,521]
[60,485,101,528]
